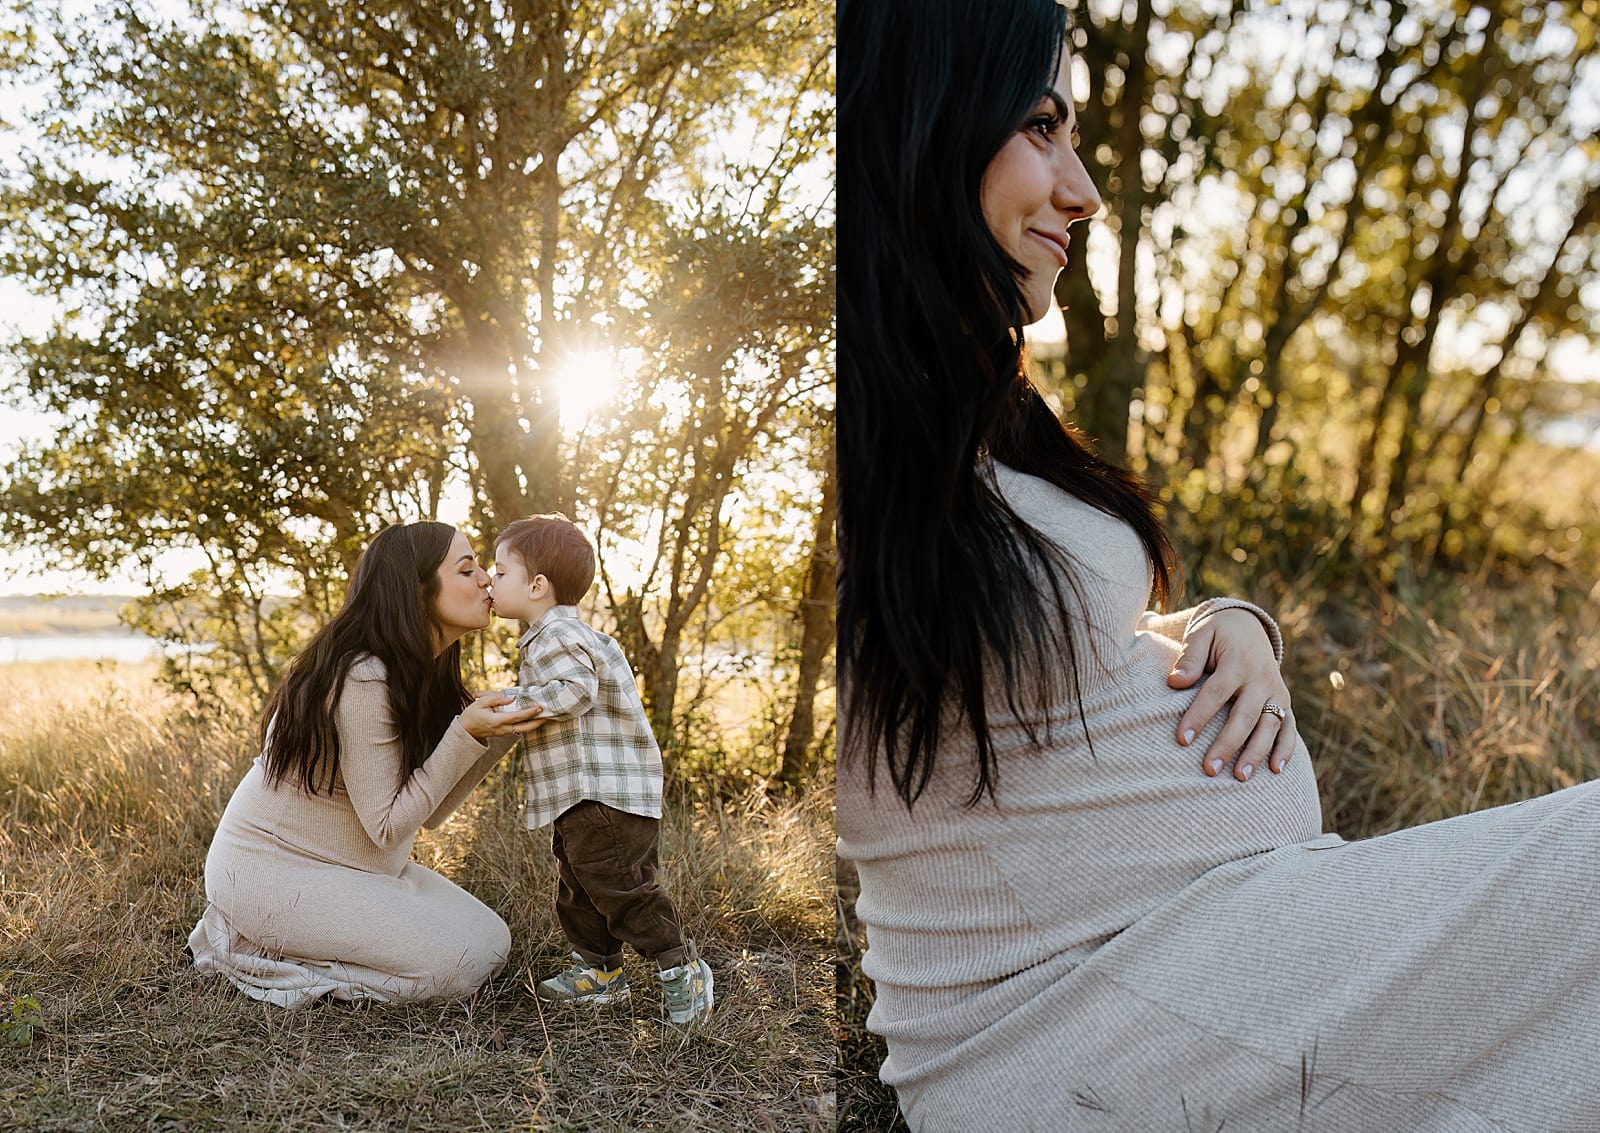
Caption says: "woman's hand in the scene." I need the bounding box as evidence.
[460,692,547,740]
[1166,609,1297,781]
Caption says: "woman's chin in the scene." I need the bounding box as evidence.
[1023,280,1060,326]
[459,611,493,633]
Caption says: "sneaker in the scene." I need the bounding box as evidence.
[657,957,714,1025]
[533,953,630,1005]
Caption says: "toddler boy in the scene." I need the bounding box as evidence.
[491,513,713,1024]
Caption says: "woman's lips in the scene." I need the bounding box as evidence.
[1028,229,1069,266]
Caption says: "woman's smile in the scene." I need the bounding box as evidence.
[1027,228,1069,267]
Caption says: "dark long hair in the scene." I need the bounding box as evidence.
[260,521,473,794]
[839,0,1175,808]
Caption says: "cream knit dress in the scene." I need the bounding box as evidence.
[187,656,515,1007]
[838,461,1600,1132]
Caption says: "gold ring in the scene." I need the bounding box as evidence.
[1262,701,1287,722]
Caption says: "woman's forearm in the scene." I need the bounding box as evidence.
[423,734,515,829]
[1141,597,1284,663]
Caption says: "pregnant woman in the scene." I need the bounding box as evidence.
[187,521,544,1007]
[838,1,1600,1128]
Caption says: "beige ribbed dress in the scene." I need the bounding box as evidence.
[838,460,1600,1131]
[187,656,515,1007]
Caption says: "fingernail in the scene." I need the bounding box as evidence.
[1239,763,1253,779]
[1206,757,1222,774]
[1182,729,1196,746]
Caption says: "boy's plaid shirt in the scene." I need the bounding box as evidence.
[515,605,663,830]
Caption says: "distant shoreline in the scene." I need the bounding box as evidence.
[0,628,148,637]
[0,594,140,638]
[0,633,160,664]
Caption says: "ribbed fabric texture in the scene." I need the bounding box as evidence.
[838,460,1600,1131]
[188,656,515,1006]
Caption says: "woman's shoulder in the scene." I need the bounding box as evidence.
[988,458,1149,570]
[345,653,388,682]
[988,458,1097,529]
[988,457,1051,504]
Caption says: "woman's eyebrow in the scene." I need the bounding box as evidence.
[456,554,478,567]
[1045,89,1071,122]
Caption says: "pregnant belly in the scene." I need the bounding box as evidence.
[972,641,1324,950]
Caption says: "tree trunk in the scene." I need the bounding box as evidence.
[1055,227,1109,430]
[1376,46,1494,544]
[466,387,535,523]
[1251,373,1281,462]
[1175,317,1221,470]
[1110,0,1152,454]
[646,627,682,752]
[1054,11,1110,439]
[778,425,836,791]
[1072,0,1152,462]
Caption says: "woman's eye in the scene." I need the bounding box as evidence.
[1027,114,1059,139]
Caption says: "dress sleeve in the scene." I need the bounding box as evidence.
[422,734,516,830]
[517,629,599,722]
[335,670,496,849]
[1139,597,1285,664]
[1138,604,1204,639]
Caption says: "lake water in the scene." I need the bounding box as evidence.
[0,635,163,664]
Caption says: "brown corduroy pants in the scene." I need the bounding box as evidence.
[549,800,691,970]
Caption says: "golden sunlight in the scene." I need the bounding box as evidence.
[548,349,623,428]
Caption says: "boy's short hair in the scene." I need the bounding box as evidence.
[495,513,596,605]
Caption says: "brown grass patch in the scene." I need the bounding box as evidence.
[1,660,834,1131]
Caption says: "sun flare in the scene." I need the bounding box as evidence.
[548,350,622,428]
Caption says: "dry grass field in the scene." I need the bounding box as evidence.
[1,660,835,1132]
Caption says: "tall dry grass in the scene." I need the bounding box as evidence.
[1283,579,1600,838]
[837,569,1600,1131]
[1,661,835,1131]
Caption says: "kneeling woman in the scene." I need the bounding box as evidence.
[188,521,544,1007]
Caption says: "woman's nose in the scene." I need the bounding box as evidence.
[1055,150,1102,224]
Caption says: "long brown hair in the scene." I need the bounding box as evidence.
[260,522,473,794]
[839,0,1176,808]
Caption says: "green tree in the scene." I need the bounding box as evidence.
[589,203,834,751]
[1045,0,1600,572]
[0,0,836,748]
